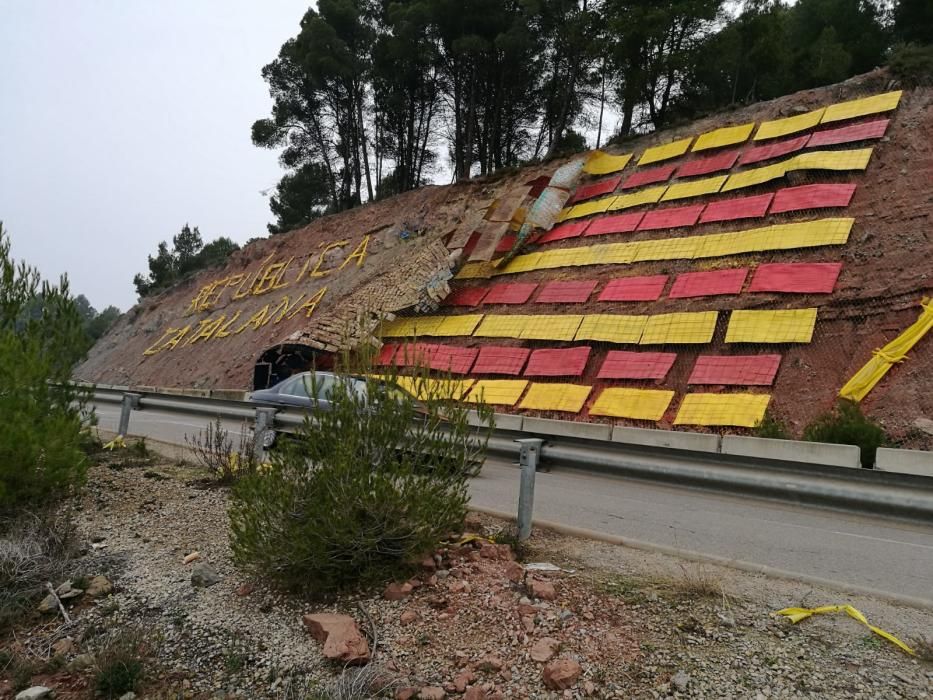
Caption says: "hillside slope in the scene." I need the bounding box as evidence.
[77,70,932,444]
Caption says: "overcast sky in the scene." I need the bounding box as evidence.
[1,1,311,310]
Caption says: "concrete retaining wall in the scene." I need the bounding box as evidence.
[875,447,933,477]
[522,417,612,441]
[610,426,721,453]
[721,436,861,468]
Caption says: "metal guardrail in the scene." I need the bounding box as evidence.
[90,386,933,524]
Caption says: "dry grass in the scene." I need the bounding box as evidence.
[671,563,724,599]
[280,665,397,700]
[911,635,933,662]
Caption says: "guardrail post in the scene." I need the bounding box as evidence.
[254,407,278,461]
[515,438,544,541]
[118,393,141,436]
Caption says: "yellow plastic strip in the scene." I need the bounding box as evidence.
[473,315,530,338]
[774,605,914,656]
[840,298,933,402]
[674,393,771,427]
[536,247,598,270]
[395,376,475,401]
[563,196,617,220]
[589,388,675,421]
[466,379,528,406]
[638,137,693,166]
[590,241,640,265]
[519,383,592,413]
[754,108,825,141]
[820,91,902,124]
[584,150,633,175]
[660,175,727,201]
[633,237,702,262]
[721,162,788,192]
[381,316,445,337]
[608,185,668,211]
[498,253,543,274]
[640,311,719,345]
[787,148,873,172]
[725,308,818,343]
[692,122,754,151]
[575,315,648,344]
[433,314,484,337]
[521,315,584,341]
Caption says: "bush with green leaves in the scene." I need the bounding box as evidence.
[803,400,888,468]
[0,223,90,514]
[229,358,492,594]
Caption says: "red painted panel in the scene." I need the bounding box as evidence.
[598,275,668,302]
[535,280,598,304]
[472,346,531,375]
[584,211,645,237]
[395,343,438,367]
[621,164,677,189]
[638,204,704,231]
[444,286,489,306]
[807,119,889,148]
[597,351,677,380]
[676,149,740,178]
[376,343,398,366]
[738,135,810,166]
[429,345,479,374]
[524,346,592,377]
[699,193,773,224]
[688,354,782,386]
[748,262,843,294]
[537,220,589,244]
[526,175,551,198]
[495,234,517,254]
[769,183,856,214]
[483,282,538,305]
[570,175,622,203]
[668,268,748,299]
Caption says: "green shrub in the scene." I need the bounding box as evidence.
[753,411,790,440]
[888,43,933,87]
[229,355,492,594]
[803,400,888,468]
[0,223,90,514]
[93,627,153,698]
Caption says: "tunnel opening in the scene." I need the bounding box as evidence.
[252,343,335,390]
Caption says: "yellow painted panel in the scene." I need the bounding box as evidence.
[787,148,873,172]
[575,315,648,344]
[433,314,484,336]
[754,108,825,141]
[382,316,445,337]
[660,175,727,201]
[608,185,668,210]
[633,236,701,262]
[521,314,584,341]
[692,122,755,151]
[564,196,617,220]
[473,315,529,339]
[821,91,902,124]
[536,247,599,270]
[638,137,693,166]
[519,383,592,413]
[725,308,818,343]
[674,393,771,427]
[721,162,787,192]
[396,376,475,401]
[589,388,675,421]
[555,207,573,223]
[456,262,495,280]
[466,379,528,406]
[590,241,639,265]
[498,253,542,274]
[840,298,933,402]
[584,150,634,175]
[640,311,719,345]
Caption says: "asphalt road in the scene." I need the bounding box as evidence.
[92,402,933,604]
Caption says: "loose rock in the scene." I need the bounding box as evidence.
[530,636,560,662]
[190,562,222,588]
[543,658,582,690]
[302,613,371,664]
[15,688,52,700]
[85,575,113,597]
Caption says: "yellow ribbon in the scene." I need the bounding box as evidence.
[103,435,126,451]
[774,605,915,655]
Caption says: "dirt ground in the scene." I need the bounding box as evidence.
[2,445,931,699]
